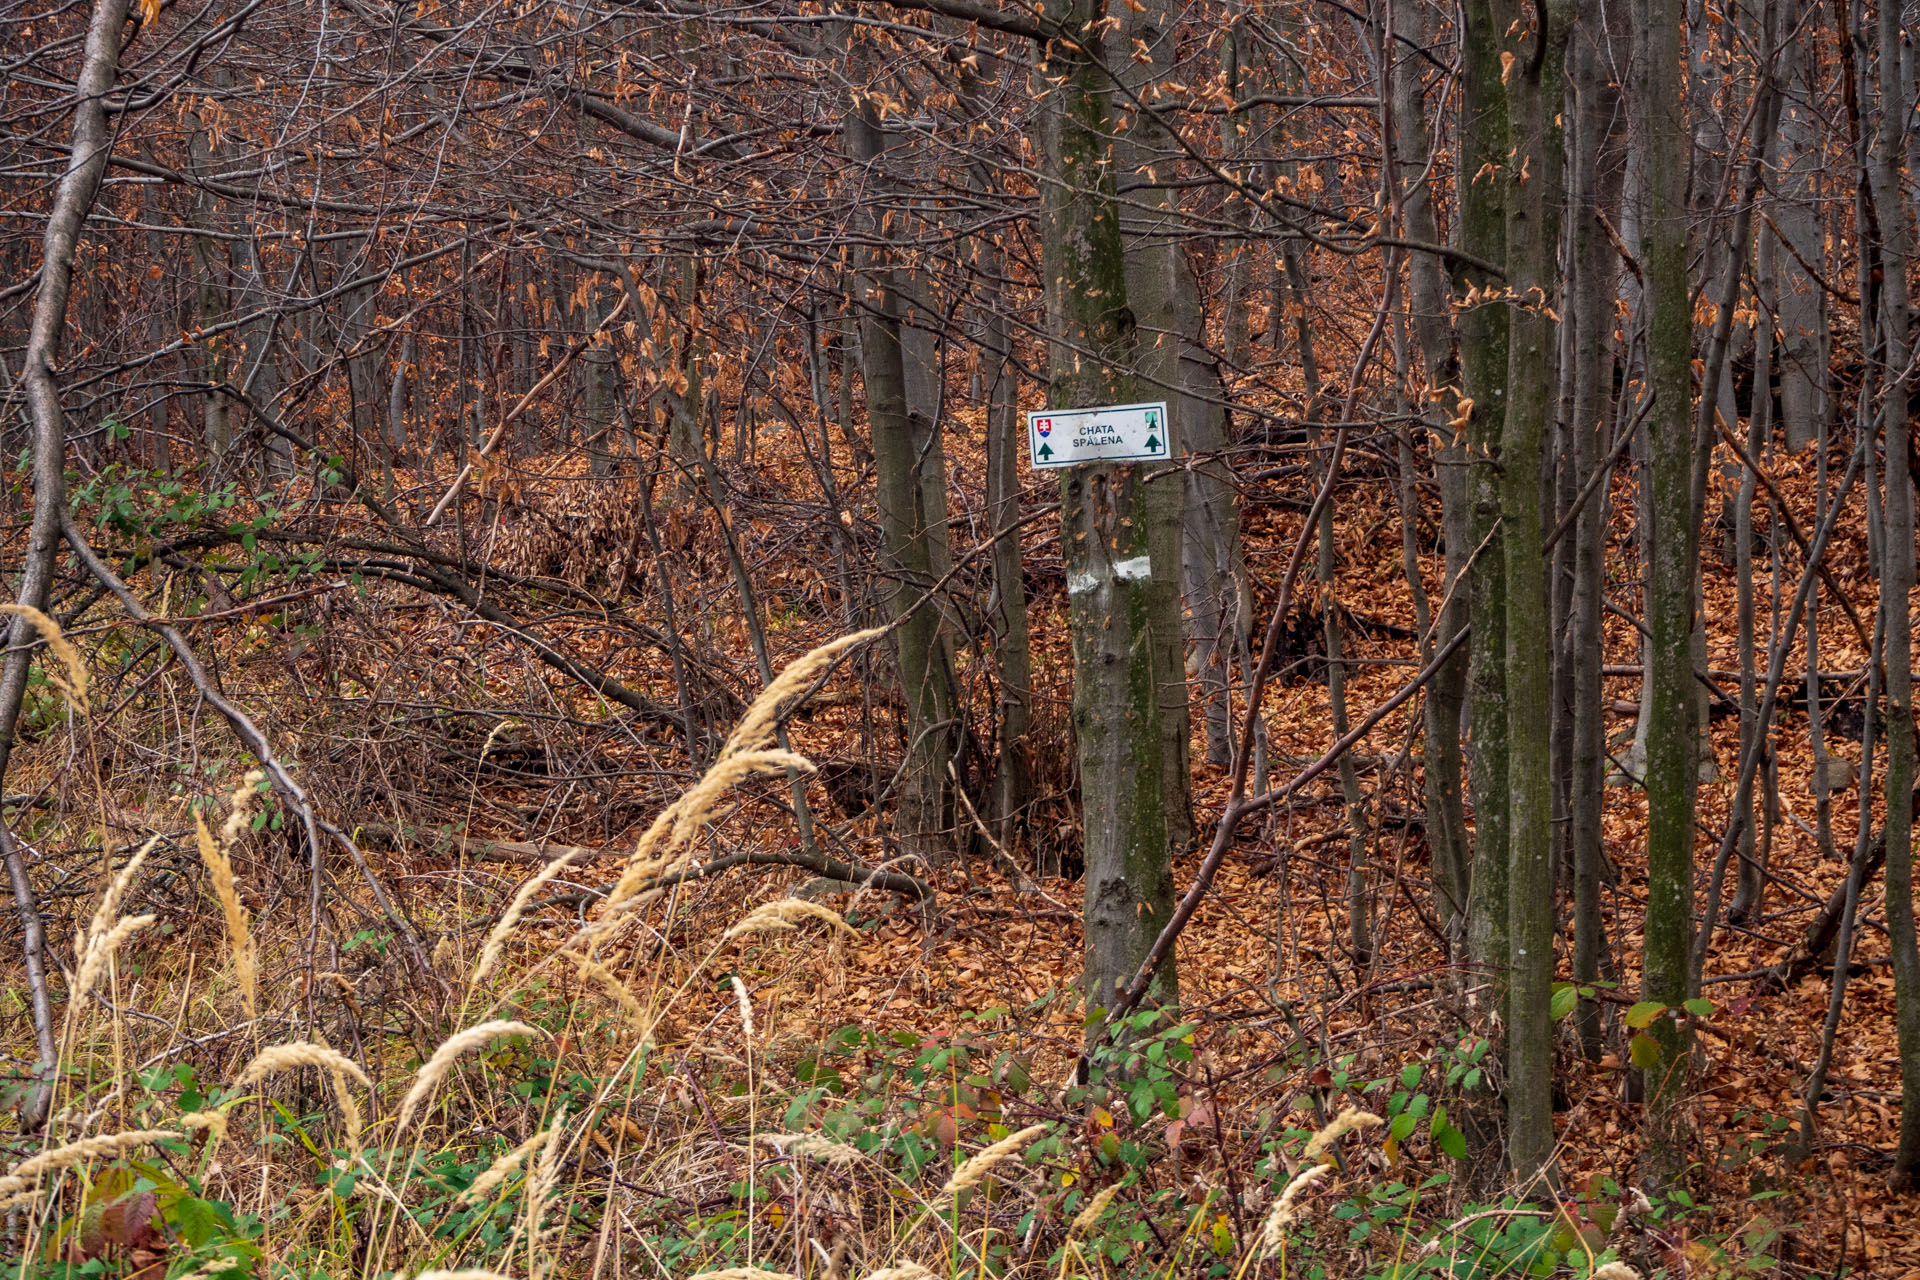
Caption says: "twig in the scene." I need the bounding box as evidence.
[423,290,631,525]
[60,511,443,996]
[0,0,137,1132]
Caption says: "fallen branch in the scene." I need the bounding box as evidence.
[61,511,442,994]
[598,844,930,902]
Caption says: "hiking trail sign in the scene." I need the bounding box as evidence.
[1027,401,1173,468]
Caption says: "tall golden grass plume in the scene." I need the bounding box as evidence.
[667,748,813,847]
[397,1020,541,1132]
[472,845,589,984]
[477,717,521,763]
[1589,1266,1640,1280]
[1301,1105,1383,1159]
[722,627,883,756]
[217,768,268,846]
[1,603,89,710]
[595,628,879,923]
[0,1129,182,1198]
[588,797,685,922]
[518,1103,569,1252]
[593,749,815,924]
[71,913,156,1010]
[1258,1163,1333,1257]
[861,1266,936,1280]
[177,1110,230,1146]
[237,1041,373,1090]
[69,832,167,1013]
[864,1258,936,1280]
[688,1268,803,1280]
[730,974,755,1041]
[571,950,646,1028]
[235,1043,370,1154]
[752,1131,863,1166]
[194,774,261,1019]
[456,1125,554,1206]
[332,1067,366,1157]
[70,833,161,1012]
[1069,1182,1123,1234]
[724,898,853,941]
[939,1123,1049,1196]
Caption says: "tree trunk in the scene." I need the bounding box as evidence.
[982,290,1033,858]
[186,97,233,459]
[1497,0,1565,1185]
[1039,0,1180,1017]
[848,81,961,865]
[1456,0,1512,1183]
[1458,0,1511,991]
[1772,0,1826,452]
[1567,0,1616,1059]
[1107,0,1200,849]
[1869,0,1920,1190]
[1389,0,1471,937]
[1639,0,1698,1182]
[0,0,133,1132]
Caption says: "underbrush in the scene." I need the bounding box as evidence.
[0,629,1789,1280]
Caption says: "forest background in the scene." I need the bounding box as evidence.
[1,0,1918,1277]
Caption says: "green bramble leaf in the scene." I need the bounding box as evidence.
[1624,1001,1667,1030]
[1629,1032,1663,1070]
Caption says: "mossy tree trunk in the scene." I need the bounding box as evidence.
[1039,0,1181,1016]
[1638,0,1697,1184]
[1109,0,1210,850]
[1496,0,1566,1186]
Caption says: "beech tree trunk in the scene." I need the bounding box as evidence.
[1869,0,1920,1189]
[1497,0,1565,1184]
[848,82,961,865]
[1040,0,1181,1017]
[1567,0,1616,1059]
[1639,0,1698,1182]
[1389,0,1471,937]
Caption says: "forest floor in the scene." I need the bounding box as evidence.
[2,422,1916,1279]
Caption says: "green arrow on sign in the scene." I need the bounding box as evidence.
[1144,435,1161,452]
[1038,443,1053,460]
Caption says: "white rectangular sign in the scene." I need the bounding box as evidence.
[1027,401,1172,468]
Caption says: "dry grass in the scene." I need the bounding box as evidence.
[0,1129,182,1199]
[472,846,590,984]
[456,1125,554,1207]
[1,601,90,709]
[723,897,854,940]
[194,770,264,1019]
[938,1123,1049,1197]
[395,1020,541,1133]
[751,1131,863,1167]
[237,1040,374,1090]
[68,833,160,1014]
[0,628,1544,1280]
[1300,1105,1382,1159]
[1257,1163,1333,1257]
